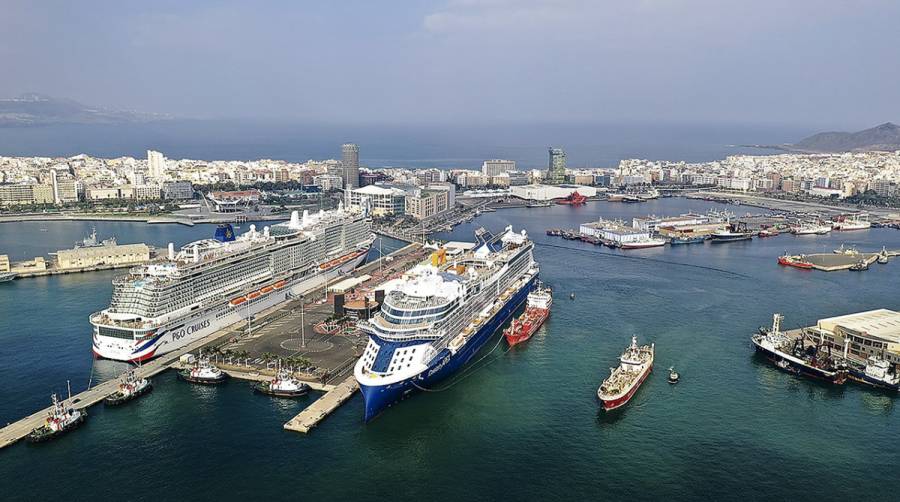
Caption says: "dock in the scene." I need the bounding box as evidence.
[283,375,358,434]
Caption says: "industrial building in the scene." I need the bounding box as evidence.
[806,309,900,364]
[56,243,151,270]
[510,184,597,201]
[580,219,651,245]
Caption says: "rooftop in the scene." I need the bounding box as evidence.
[817,309,900,343]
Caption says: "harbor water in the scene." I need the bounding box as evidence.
[1,200,898,501]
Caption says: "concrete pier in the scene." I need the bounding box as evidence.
[283,376,358,434]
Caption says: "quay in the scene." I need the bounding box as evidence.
[0,241,424,449]
[283,376,358,434]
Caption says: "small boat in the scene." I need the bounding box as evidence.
[28,393,87,443]
[597,336,654,410]
[556,191,587,206]
[849,260,869,271]
[878,252,889,264]
[504,284,552,347]
[850,356,900,391]
[668,367,680,384]
[254,368,311,398]
[570,292,576,300]
[669,235,706,245]
[0,272,17,283]
[757,228,779,237]
[104,370,153,406]
[178,357,227,384]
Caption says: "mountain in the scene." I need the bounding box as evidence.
[791,122,900,153]
[0,93,172,127]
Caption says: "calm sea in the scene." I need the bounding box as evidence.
[1,200,898,501]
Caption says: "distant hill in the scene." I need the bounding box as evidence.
[0,93,171,127]
[791,122,900,153]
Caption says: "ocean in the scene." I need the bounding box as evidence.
[0,120,809,168]
[1,200,898,501]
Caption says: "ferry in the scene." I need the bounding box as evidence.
[597,336,654,410]
[90,204,373,362]
[751,314,848,385]
[178,357,228,384]
[253,368,311,397]
[104,370,153,406]
[354,226,538,421]
[28,394,86,443]
[504,283,552,347]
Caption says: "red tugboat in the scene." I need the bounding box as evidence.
[597,336,654,411]
[504,284,552,346]
[777,253,814,269]
[556,191,587,206]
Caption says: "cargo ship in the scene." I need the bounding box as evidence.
[597,336,654,411]
[556,191,587,206]
[354,226,538,421]
[504,283,552,346]
[751,313,848,384]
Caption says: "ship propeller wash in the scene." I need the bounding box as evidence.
[90,204,373,362]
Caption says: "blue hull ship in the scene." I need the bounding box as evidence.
[355,226,539,422]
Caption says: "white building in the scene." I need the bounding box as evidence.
[510,184,597,201]
[482,159,516,177]
[580,220,651,245]
[348,184,406,216]
[147,150,166,179]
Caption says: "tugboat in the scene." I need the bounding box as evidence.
[667,367,680,384]
[104,370,153,406]
[253,368,311,398]
[850,356,900,391]
[28,393,87,443]
[597,336,654,411]
[751,314,848,385]
[504,284,552,347]
[178,357,228,385]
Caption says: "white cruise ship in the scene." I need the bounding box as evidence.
[91,204,373,362]
[354,226,538,421]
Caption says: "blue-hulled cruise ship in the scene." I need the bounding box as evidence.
[354,226,538,421]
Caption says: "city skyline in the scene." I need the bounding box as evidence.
[2,1,899,129]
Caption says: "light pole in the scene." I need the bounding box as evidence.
[300,294,306,349]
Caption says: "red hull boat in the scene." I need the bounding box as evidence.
[504,285,552,346]
[556,191,587,206]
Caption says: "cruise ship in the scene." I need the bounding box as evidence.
[91,204,373,362]
[354,226,538,421]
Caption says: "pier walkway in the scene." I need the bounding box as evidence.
[283,376,358,434]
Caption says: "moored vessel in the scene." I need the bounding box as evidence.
[556,191,587,206]
[710,223,753,243]
[792,223,831,235]
[849,356,900,391]
[832,214,871,231]
[597,336,654,411]
[669,235,706,245]
[619,237,667,249]
[104,370,153,406]
[777,254,814,269]
[751,314,848,384]
[253,368,311,397]
[178,357,228,384]
[504,283,552,347]
[28,393,87,443]
[0,271,16,283]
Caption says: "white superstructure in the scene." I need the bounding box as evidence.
[91,204,373,362]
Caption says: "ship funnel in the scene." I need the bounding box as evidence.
[289,210,300,228]
[167,242,175,261]
[192,246,200,263]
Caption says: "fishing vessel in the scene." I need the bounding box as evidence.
[792,223,831,235]
[104,370,153,406]
[504,283,552,347]
[751,314,848,384]
[178,357,228,384]
[669,235,706,245]
[849,356,900,391]
[832,214,871,231]
[597,336,654,411]
[620,237,667,249]
[777,254,814,269]
[0,272,16,283]
[90,204,373,362]
[354,226,538,421]
[28,394,86,443]
[253,368,311,397]
[556,191,587,206]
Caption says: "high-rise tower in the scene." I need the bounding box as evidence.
[548,147,566,184]
[342,143,360,189]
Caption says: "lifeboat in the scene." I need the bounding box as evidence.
[261,286,274,294]
[273,280,288,289]
[230,296,247,306]
[248,291,261,300]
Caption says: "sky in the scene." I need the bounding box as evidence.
[2,0,900,129]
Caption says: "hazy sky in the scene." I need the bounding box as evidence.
[3,0,899,128]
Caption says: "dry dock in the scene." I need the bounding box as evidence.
[283,376,358,434]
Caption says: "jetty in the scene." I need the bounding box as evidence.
[283,376,358,434]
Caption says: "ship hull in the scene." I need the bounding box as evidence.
[92,251,368,362]
[710,234,752,243]
[600,364,652,411]
[848,370,900,391]
[358,274,537,422]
